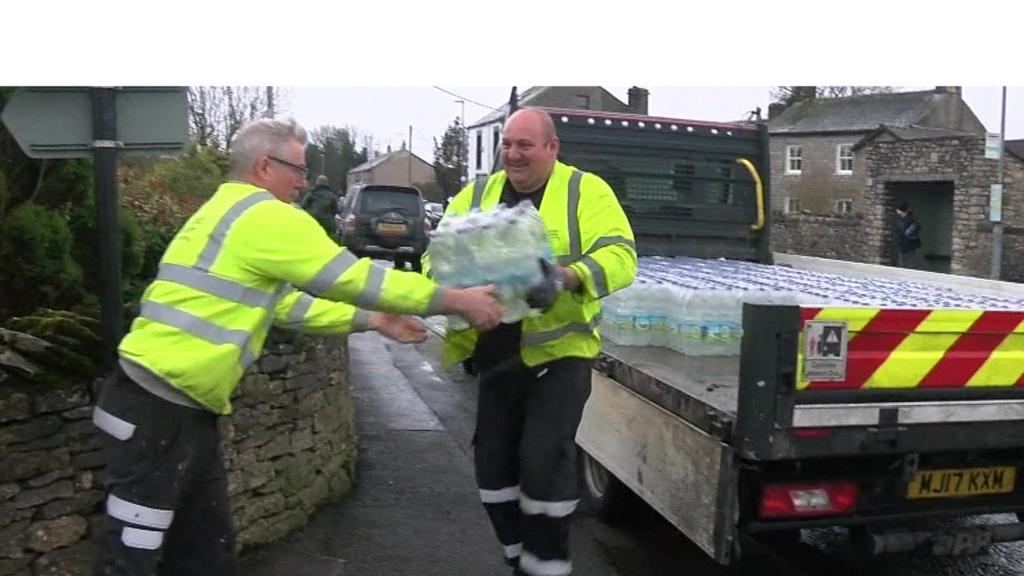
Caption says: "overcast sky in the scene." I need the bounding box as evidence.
[282,86,1022,159]
[8,0,1022,158]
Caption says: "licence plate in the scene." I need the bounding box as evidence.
[907,466,1016,499]
[377,223,407,234]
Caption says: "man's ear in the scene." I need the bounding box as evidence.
[255,157,270,179]
[548,136,560,155]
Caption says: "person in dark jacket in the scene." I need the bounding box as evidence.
[301,174,340,236]
[895,201,923,268]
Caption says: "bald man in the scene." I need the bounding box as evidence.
[424,107,637,575]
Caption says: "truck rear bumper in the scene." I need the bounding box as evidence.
[867,520,1024,556]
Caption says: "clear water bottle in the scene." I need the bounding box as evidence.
[517,201,553,261]
[600,291,626,344]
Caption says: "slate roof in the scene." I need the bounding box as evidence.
[350,149,431,173]
[1005,139,1024,161]
[768,90,948,134]
[852,124,976,150]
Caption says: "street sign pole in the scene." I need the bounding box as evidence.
[991,87,1007,280]
[90,88,123,357]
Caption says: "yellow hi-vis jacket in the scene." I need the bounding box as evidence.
[424,161,637,367]
[119,181,445,414]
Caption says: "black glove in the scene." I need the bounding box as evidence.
[525,259,564,311]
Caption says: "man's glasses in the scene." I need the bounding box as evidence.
[267,155,309,178]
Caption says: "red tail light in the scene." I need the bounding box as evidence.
[791,427,832,439]
[759,481,858,519]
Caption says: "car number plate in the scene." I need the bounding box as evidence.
[907,466,1015,499]
[377,222,407,234]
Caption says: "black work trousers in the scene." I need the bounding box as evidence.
[474,356,593,576]
[92,367,235,576]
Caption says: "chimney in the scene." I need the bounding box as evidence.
[386,144,392,154]
[628,86,649,115]
[768,102,786,120]
[935,86,962,96]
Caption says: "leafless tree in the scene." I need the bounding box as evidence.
[770,86,898,107]
[186,86,285,149]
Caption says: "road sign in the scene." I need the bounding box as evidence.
[990,184,1004,222]
[1,87,187,159]
[985,132,1002,160]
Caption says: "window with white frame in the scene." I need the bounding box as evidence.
[835,199,853,214]
[785,145,802,174]
[836,144,854,174]
[784,197,801,213]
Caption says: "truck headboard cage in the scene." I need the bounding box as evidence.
[546,108,772,263]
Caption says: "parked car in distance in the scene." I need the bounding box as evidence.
[335,185,428,272]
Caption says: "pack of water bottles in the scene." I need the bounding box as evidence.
[429,202,553,325]
[601,256,1024,356]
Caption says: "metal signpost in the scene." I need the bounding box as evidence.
[990,87,1007,280]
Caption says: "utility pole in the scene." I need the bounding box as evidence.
[456,99,466,184]
[408,125,413,185]
[991,86,1007,280]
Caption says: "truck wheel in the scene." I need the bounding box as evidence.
[577,447,630,523]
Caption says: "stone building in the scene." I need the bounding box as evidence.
[764,87,1024,280]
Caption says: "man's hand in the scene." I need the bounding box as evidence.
[369,313,428,343]
[441,284,503,332]
[526,259,583,310]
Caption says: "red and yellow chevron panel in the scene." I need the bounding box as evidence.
[797,307,1024,391]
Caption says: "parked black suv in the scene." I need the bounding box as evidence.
[335,185,429,271]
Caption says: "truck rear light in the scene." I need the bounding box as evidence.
[759,482,858,519]
[791,427,832,439]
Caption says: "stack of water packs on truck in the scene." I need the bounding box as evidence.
[601,256,1024,356]
[429,202,553,327]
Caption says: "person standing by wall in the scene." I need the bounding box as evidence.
[92,117,502,576]
[895,201,923,269]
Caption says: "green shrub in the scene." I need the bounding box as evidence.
[0,168,7,214]
[119,163,206,283]
[150,147,227,198]
[68,197,145,304]
[0,202,83,317]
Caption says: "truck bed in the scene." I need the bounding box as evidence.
[598,342,740,442]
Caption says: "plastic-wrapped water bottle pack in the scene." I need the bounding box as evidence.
[429,202,553,327]
[601,256,1024,356]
